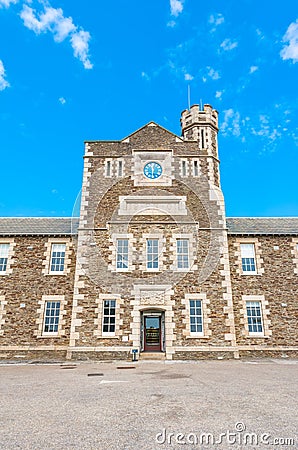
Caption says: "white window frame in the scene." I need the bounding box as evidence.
[146,238,159,271]
[241,295,271,338]
[182,293,212,338]
[94,294,124,338]
[0,239,15,276]
[42,238,71,276]
[116,238,129,271]
[109,233,135,272]
[42,300,61,335]
[102,299,117,336]
[290,238,298,275]
[240,243,257,274]
[234,238,263,276]
[35,295,67,338]
[0,295,7,336]
[49,243,66,274]
[0,243,10,273]
[246,300,264,336]
[189,299,204,336]
[177,238,189,270]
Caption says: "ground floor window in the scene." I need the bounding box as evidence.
[43,301,61,334]
[189,299,203,334]
[102,299,116,334]
[246,301,263,334]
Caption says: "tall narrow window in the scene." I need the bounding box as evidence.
[102,299,116,334]
[181,160,187,177]
[193,160,199,177]
[201,129,205,148]
[246,301,263,334]
[177,239,189,269]
[240,243,256,274]
[147,239,159,270]
[50,244,66,273]
[105,160,112,177]
[116,239,128,269]
[43,301,61,334]
[189,299,203,334]
[118,160,123,177]
[0,244,9,272]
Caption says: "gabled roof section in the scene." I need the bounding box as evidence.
[121,121,183,143]
[0,217,79,236]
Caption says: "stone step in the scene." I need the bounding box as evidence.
[139,352,166,360]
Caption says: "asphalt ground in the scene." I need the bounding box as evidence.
[0,359,297,450]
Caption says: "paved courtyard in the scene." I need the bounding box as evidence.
[0,359,297,449]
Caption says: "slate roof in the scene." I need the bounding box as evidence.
[226,217,298,235]
[0,218,79,235]
[0,217,297,235]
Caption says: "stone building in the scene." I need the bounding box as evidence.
[0,104,297,361]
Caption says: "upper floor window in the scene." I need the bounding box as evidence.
[102,299,116,335]
[116,239,129,270]
[0,244,10,273]
[147,239,159,270]
[181,159,188,177]
[192,159,199,177]
[43,301,61,334]
[240,243,256,274]
[50,244,66,273]
[177,239,189,269]
[117,159,123,177]
[105,159,113,177]
[189,299,203,335]
[246,301,263,335]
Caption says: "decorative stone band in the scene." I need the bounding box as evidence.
[233,237,264,276]
[34,295,68,338]
[94,294,124,338]
[0,238,16,276]
[240,294,272,338]
[0,295,7,336]
[42,238,72,276]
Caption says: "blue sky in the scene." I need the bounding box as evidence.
[0,0,297,217]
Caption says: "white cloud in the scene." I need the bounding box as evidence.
[170,0,183,17]
[58,97,66,105]
[220,38,238,51]
[280,20,298,63]
[141,71,150,81]
[0,0,17,8]
[184,73,193,81]
[0,60,10,91]
[167,20,176,28]
[70,30,93,69]
[215,90,224,99]
[221,109,241,137]
[20,3,92,69]
[209,13,224,32]
[249,65,258,74]
[206,66,220,81]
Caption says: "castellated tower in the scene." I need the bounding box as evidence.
[68,103,236,361]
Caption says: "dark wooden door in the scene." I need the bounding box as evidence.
[144,316,161,352]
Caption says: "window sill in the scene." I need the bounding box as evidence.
[100,335,119,339]
[187,335,208,339]
[47,272,66,276]
[246,334,270,339]
[38,334,60,339]
[241,273,261,276]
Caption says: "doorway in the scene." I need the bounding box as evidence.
[143,315,162,352]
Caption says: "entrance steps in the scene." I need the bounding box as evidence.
[139,352,166,361]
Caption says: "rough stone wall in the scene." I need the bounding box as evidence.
[228,235,298,348]
[0,236,76,357]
